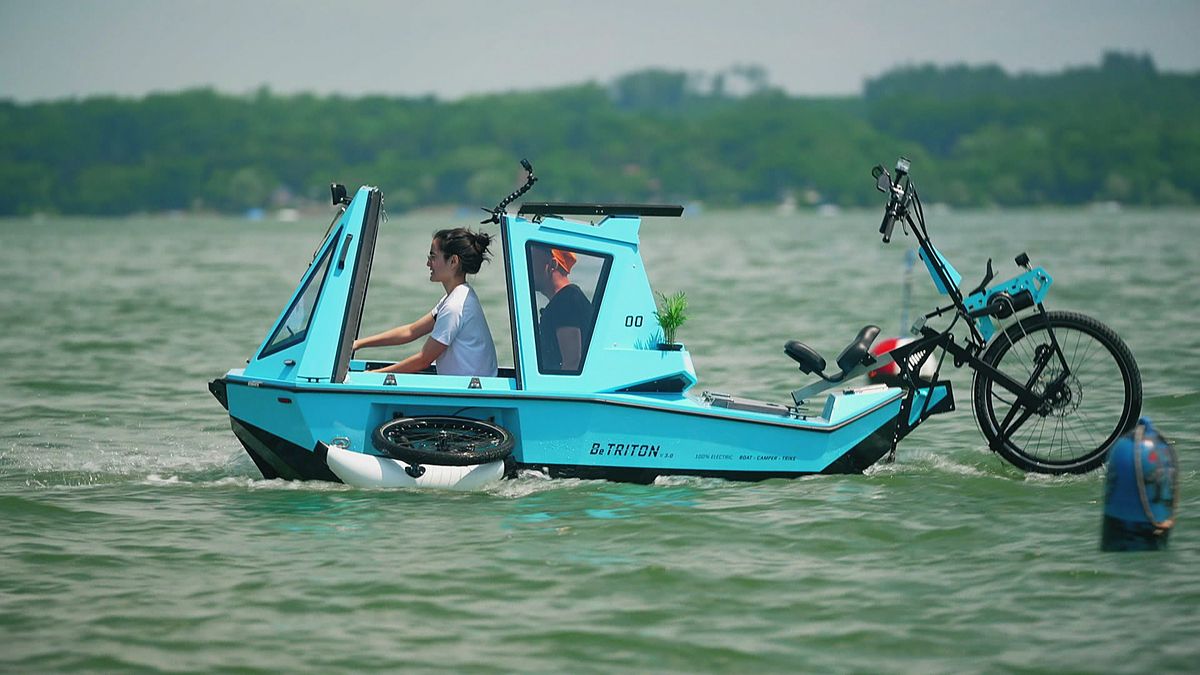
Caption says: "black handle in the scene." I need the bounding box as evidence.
[337,233,354,269]
[879,209,896,243]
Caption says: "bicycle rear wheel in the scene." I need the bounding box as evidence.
[971,311,1141,474]
[372,416,515,466]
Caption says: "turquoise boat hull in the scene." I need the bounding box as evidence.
[212,372,939,482]
[210,183,951,483]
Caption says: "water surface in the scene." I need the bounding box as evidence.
[1,208,1197,672]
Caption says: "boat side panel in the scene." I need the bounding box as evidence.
[510,396,902,475]
[227,380,525,457]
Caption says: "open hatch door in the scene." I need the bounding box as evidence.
[243,185,382,384]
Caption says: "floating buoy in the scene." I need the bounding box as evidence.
[1101,417,1178,551]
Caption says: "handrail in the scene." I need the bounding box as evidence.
[517,203,684,218]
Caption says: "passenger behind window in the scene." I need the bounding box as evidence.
[354,228,498,377]
[530,246,593,372]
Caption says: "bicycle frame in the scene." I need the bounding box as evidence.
[882,174,1079,449]
[889,320,1060,441]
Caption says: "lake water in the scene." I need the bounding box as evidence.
[2,207,1197,672]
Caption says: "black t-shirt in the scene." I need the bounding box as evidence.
[538,284,593,372]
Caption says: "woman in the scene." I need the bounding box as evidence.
[353,228,498,376]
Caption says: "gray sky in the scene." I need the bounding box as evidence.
[1,0,1197,102]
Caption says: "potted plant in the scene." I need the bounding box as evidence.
[654,290,688,351]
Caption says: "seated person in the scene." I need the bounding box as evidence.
[530,246,593,372]
[354,228,497,377]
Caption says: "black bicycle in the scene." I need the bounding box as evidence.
[859,158,1141,474]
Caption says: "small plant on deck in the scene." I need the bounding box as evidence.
[654,291,689,349]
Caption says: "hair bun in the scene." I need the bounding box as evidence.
[433,226,492,275]
[472,230,492,252]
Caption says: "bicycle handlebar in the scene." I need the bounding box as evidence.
[875,157,911,243]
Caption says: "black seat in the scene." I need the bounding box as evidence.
[784,340,826,374]
[785,325,880,381]
[835,325,880,374]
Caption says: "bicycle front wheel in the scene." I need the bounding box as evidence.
[971,311,1141,474]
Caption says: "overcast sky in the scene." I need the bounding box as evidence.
[1,0,1197,102]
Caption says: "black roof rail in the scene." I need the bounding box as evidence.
[517,202,684,218]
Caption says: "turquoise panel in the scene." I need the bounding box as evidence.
[961,267,1054,341]
[918,244,962,296]
[244,186,377,383]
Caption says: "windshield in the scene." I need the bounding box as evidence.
[260,234,337,358]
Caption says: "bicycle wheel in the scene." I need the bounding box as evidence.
[971,311,1141,474]
[372,416,515,466]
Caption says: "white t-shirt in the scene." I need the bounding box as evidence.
[429,284,498,377]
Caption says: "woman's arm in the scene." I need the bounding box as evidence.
[353,312,436,351]
[370,336,448,373]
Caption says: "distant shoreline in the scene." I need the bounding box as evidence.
[2,53,1195,216]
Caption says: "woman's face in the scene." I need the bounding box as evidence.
[427,238,457,283]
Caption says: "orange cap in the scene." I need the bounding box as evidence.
[551,249,577,274]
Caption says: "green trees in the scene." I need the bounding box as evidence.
[0,53,1195,216]
[862,53,1200,206]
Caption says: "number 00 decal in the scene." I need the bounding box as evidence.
[624,315,644,327]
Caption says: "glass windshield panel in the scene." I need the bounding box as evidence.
[260,236,336,358]
[526,242,611,375]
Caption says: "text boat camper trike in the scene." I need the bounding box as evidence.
[210,159,1141,488]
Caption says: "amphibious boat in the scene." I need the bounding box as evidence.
[209,162,951,487]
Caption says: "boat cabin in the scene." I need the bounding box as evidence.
[240,186,695,397]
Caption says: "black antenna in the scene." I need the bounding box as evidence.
[481,158,537,224]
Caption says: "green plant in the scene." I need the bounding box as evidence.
[654,291,688,345]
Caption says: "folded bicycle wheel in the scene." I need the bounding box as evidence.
[372,416,515,466]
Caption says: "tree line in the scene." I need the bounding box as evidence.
[1,52,1196,216]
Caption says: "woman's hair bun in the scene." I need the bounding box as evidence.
[434,227,492,275]
[472,230,492,251]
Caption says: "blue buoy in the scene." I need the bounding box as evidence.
[1101,417,1178,551]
